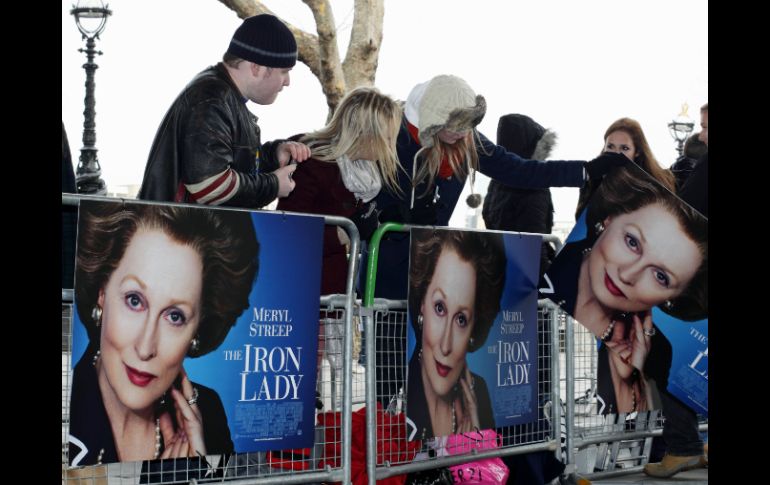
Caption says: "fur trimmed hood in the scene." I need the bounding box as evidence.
[496,113,557,160]
[532,129,557,160]
[404,75,486,148]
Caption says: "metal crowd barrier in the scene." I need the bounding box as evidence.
[360,224,565,485]
[561,312,708,480]
[61,194,359,484]
[62,195,707,483]
[359,223,708,483]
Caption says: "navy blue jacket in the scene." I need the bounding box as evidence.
[364,119,586,299]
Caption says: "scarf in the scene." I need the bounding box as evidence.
[337,154,382,203]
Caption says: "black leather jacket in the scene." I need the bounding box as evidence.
[138,63,282,208]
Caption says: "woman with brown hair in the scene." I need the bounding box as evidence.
[575,117,676,219]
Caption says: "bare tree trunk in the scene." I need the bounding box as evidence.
[218,0,384,117]
[342,0,384,90]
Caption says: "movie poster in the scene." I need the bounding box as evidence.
[68,200,324,466]
[405,227,540,440]
[653,310,707,415]
[541,163,708,416]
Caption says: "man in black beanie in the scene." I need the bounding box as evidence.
[139,14,310,208]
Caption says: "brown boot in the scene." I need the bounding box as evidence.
[643,453,707,478]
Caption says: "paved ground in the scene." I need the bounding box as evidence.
[589,466,707,483]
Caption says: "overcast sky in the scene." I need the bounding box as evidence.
[62,0,708,225]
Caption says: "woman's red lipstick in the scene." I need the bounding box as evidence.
[125,364,156,387]
[604,272,626,297]
[435,360,451,378]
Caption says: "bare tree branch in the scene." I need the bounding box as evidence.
[301,0,346,113]
[217,0,384,115]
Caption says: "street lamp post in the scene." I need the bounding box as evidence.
[667,103,695,158]
[70,0,112,195]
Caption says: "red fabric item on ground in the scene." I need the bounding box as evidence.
[317,404,422,485]
[266,448,312,471]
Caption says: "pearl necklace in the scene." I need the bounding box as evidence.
[600,320,616,341]
[92,352,161,461]
[96,418,161,464]
[153,418,161,459]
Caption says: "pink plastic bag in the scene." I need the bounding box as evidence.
[444,429,509,485]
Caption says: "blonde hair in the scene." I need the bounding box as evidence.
[412,131,482,197]
[300,87,404,194]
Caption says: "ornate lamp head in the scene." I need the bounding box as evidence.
[71,0,112,40]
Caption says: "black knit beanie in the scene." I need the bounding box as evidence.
[497,114,546,159]
[227,15,297,68]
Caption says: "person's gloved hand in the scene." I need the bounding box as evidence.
[585,151,630,182]
[350,202,380,241]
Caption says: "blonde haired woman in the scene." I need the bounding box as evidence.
[278,86,403,294]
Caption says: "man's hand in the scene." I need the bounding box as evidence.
[273,164,298,198]
[276,141,311,167]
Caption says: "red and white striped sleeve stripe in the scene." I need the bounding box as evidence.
[185,168,241,205]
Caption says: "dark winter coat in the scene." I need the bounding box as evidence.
[678,153,708,218]
[483,115,558,278]
[669,155,699,192]
[138,63,282,208]
[277,157,362,294]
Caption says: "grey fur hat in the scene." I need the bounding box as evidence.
[408,75,486,148]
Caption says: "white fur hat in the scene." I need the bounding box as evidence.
[406,75,486,148]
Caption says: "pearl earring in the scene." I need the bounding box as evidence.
[92,305,103,328]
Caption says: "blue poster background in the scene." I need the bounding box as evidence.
[653,309,708,416]
[71,209,325,453]
[406,230,541,428]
